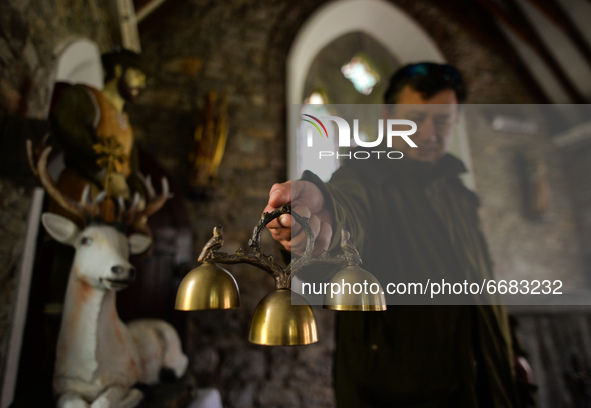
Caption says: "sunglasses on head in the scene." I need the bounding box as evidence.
[403,63,463,84]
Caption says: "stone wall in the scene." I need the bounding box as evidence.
[130,2,336,406]
[466,106,585,288]
[560,135,591,280]
[0,0,114,119]
[0,0,586,407]
[0,0,116,400]
[391,1,585,285]
[511,309,591,408]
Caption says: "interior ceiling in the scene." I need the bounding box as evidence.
[133,0,591,104]
[472,0,591,103]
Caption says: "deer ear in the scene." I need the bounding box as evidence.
[41,213,79,246]
[129,233,152,255]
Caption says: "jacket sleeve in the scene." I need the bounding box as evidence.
[301,165,373,257]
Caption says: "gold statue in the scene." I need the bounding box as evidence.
[189,91,228,195]
[49,48,148,220]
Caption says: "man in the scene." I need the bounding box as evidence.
[50,48,148,208]
[265,63,521,407]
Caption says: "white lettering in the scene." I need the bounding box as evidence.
[386,119,417,148]
[353,151,370,159]
[317,150,404,159]
[387,151,404,159]
[353,119,384,148]
[320,116,351,147]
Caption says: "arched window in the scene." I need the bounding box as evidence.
[286,0,473,188]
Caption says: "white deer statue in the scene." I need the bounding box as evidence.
[27,142,188,408]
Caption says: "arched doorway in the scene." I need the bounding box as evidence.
[286,0,473,187]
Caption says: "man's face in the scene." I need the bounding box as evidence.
[117,66,147,103]
[388,85,458,165]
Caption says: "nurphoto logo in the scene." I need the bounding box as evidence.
[301,115,417,160]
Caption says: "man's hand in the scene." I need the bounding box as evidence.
[264,180,334,256]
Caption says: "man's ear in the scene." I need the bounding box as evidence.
[128,233,152,255]
[41,213,79,246]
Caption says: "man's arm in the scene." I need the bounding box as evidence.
[265,165,373,257]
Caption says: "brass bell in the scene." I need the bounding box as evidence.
[323,265,387,311]
[249,289,318,346]
[175,262,240,311]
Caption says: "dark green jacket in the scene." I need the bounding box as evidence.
[302,153,518,408]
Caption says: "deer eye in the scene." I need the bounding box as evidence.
[81,237,93,246]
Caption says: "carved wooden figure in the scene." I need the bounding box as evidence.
[27,142,188,408]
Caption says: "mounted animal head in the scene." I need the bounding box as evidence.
[27,140,170,291]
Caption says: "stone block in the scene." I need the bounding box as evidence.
[22,40,39,70]
[257,381,300,408]
[220,349,266,382]
[191,347,220,375]
[164,57,203,75]
[0,79,21,115]
[300,384,334,408]
[245,126,275,140]
[227,382,255,408]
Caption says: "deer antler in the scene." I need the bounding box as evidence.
[26,140,101,222]
[117,174,172,225]
[119,175,171,226]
